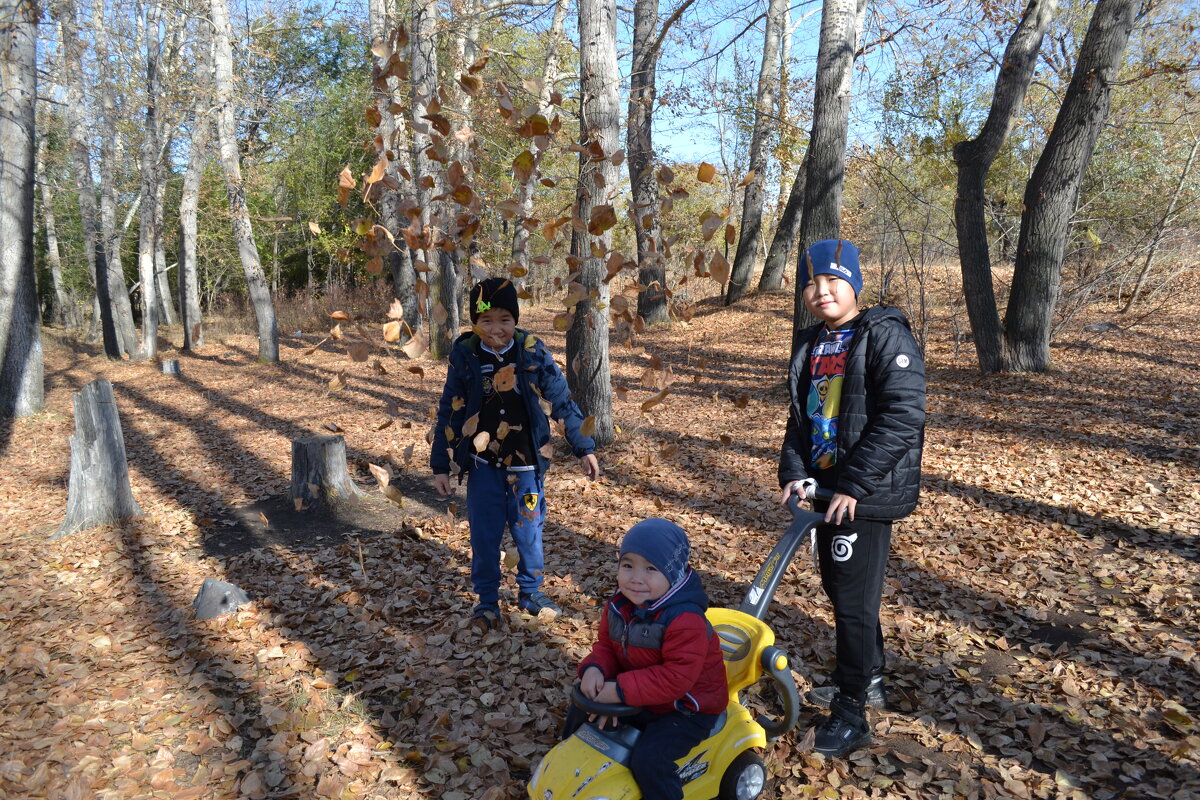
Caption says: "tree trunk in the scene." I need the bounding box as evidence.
[511,0,568,287]
[567,0,618,447]
[54,379,142,538]
[35,140,78,328]
[154,179,177,326]
[726,0,787,305]
[92,0,138,357]
[136,0,162,360]
[953,0,1057,374]
[792,0,865,329]
[210,0,278,362]
[759,151,807,291]
[51,0,122,360]
[1121,130,1198,312]
[288,435,364,511]
[369,0,419,331]
[627,0,665,323]
[178,59,210,352]
[0,0,42,419]
[1004,0,1136,372]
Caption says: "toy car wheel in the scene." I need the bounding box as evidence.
[718,750,768,800]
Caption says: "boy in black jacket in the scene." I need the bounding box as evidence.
[779,239,926,758]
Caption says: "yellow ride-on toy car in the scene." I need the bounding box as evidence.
[527,493,829,800]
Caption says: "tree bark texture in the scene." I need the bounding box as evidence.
[53,0,122,359]
[178,61,210,351]
[953,0,1057,374]
[759,151,807,291]
[1005,0,1136,372]
[92,2,138,357]
[35,141,78,328]
[210,0,279,362]
[726,0,787,305]
[0,0,43,419]
[288,435,365,511]
[410,0,450,357]
[54,379,143,538]
[626,0,666,323]
[369,0,419,331]
[511,0,567,287]
[793,0,864,329]
[567,0,618,446]
[154,179,176,326]
[136,0,162,360]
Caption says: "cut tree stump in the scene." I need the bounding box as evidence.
[288,435,364,511]
[54,378,143,539]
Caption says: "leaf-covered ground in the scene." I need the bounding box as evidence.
[2,284,1197,800]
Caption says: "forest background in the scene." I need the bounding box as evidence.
[1,0,1199,797]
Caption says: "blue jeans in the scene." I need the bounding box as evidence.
[467,463,546,604]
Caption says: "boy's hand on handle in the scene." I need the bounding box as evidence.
[579,453,600,481]
[779,478,815,505]
[825,492,856,525]
[433,473,454,497]
[586,680,623,730]
[580,668,605,699]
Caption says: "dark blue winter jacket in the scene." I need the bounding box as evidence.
[430,329,595,480]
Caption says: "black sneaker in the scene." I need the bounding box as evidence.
[807,674,887,709]
[813,694,871,758]
[471,603,502,631]
[517,591,561,618]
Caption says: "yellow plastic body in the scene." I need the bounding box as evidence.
[527,608,775,800]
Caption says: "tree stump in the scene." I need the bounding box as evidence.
[54,379,143,539]
[288,435,364,511]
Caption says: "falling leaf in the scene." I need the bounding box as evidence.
[368,463,391,487]
[641,389,670,412]
[580,415,596,438]
[327,372,346,393]
[330,310,351,321]
[324,422,343,432]
[258,512,270,527]
[473,431,491,452]
[348,343,370,362]
[331,323,344,340]
[710,251,731,285]
[697,162,716,183]
[587,205,618,235]
[493,365,516,392]
[736,169,756,188]
[309,221,322,235]
[463,412,480,436]
[375,418,394,431]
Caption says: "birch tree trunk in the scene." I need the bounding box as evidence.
[178,33,210,352]
[92,0,138,357]
[1004,0,1136,372]
[210,0,279,362]
[726,0,787,305]
[759,151,807,291]
[567,0,618,446]
[953,0,1057,374]
[0,0,43,418]
[510,0,567,285]
[35,141,78,328]
[51,0,121,359]
[410,0,448,356]
[368,0,418,331]
[136,0,162,359]
[154,179,176,326]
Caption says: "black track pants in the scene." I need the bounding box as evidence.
[815,516,892,701]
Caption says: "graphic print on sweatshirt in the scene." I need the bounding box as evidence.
[807,326,857,469]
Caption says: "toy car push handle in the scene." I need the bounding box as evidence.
[736,487,833,621]
[570,684,640,718]
[757,645,801,741]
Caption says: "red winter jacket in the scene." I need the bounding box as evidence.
[579,569,728,715]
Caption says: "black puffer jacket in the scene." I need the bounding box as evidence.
[778,305,926,520]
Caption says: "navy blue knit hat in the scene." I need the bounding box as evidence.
[801,239,862,297]
[470,277,520,324]
[620,518,690,587]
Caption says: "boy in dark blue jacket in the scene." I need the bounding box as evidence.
[431,278,600,630]
[778,239,925,758]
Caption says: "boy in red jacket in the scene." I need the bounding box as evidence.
[577,519,728,800]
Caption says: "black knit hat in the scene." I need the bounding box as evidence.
[469,278,520,324]
[620,518,691,588]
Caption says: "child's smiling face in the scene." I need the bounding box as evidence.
[617,552,671,606]
[476,308,516,350]
[803,273,859,328]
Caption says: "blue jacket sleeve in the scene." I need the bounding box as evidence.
[430,353,468,475]
[530,339,595,457]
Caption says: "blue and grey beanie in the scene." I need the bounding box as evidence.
[801,239,863,297]
[620,518,691,587]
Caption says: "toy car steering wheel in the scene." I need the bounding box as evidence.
[571,685,640,717]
